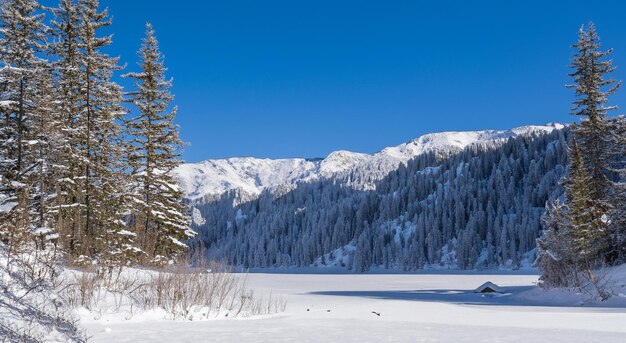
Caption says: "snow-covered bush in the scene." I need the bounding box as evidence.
[536,200,579,288]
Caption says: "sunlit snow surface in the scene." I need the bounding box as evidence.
[82,269,626,343]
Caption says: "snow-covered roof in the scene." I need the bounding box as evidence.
[475,281,503,293]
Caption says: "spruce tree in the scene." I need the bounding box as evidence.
[124,23,193,264]
[0,0,49,251]
[565,140,608,279]
[50,0,138,265]
[30,65,64,249]
[566,141,611,299]
[566,23,620,265]
[79,0,139,266]
[49,0,85,255]
[566,22,619,211]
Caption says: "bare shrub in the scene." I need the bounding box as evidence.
[1,243,87,343]
[579,268,613,302]
[57,260,286,320]
[55,268,99,309]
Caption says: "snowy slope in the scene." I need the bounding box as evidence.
[174,157,318,200]
[174,124,564,201]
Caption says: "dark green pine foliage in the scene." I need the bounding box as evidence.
[30,65,66,249]
[537,23,626,290]
[566,23,620,253]
[124,23,193,264]
[565,140,606,266]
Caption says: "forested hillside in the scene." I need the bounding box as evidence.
[190,128,569,271]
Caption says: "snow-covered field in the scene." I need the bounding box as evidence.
[81,271,626,342]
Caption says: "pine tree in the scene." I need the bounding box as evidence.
[566,22,619,215]
[79,0,125,262]
[49,0,85,255]
[50,0,137,266]
[566,141,608,271]
[566,23,620,266]
[0,0,49,251]
[566,141,612,299]
[124,23,193,264]
[29,65,64,249]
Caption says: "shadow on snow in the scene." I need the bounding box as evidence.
[310,286,626,310]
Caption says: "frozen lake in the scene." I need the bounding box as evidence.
[82,272,626,342]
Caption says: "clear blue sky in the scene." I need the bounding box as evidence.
[58,1,626,161]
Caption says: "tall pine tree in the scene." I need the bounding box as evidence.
[565,140,606,265]
[49,0,85,255]
[51,0,138,265]
[124,23,192,264]
[566,22,619,261]
[0,0,50,251]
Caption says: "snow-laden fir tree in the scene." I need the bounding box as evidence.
[29,66,65,250]
[77,0,139,266]
[536,24,625,291]
[0,0,50,252]
[48,0,84,255]
[124,23,193,264]
[50,0,139,266]
[566,23,620,256]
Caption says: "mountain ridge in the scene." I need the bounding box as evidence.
[174,123,565,201]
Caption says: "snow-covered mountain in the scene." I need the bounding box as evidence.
[174,124,564,201]
[189,125,569,271]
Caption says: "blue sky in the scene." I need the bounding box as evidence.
[56,1,626,161]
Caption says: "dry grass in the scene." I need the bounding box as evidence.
[56,260,286,320]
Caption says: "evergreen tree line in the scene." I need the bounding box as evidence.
[192,128,568,271]
[537,23,626,292]
[0,0,192,267]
